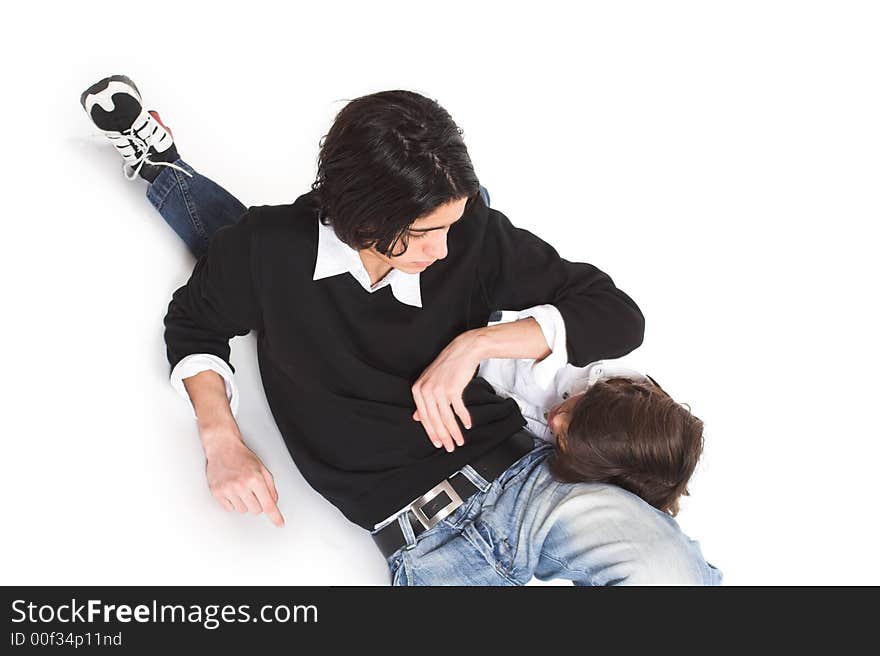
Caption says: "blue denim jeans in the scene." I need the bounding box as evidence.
[146,160,246,258]
[376,436,721,585]
[146,161,721,585]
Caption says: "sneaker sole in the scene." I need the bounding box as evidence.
[79,74,141,110]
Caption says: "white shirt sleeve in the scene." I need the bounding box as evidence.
[478,303,570,400]
[169,354,240,419]
[510,304,568,390]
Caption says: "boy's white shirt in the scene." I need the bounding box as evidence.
[477,310,650,443]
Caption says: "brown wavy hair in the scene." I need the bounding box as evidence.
[548,377,704,516]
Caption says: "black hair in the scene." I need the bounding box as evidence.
[311,90,481,256]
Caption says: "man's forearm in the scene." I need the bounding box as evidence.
[182,370,245,454]
[469,317,551,362]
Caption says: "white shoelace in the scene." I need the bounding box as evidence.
[104,121,193,181]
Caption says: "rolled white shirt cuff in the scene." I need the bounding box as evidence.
[169,354,240,419]
[488,304,568,390]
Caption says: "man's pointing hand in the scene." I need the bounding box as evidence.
[205,439,285,527]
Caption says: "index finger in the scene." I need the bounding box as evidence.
[260,464,280,503]
[253,479,285,527]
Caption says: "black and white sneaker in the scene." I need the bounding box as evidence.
[80,74,190,181]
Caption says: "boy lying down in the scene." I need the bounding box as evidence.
[470,311,705,517]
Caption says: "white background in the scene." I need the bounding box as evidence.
[2,1,878,585]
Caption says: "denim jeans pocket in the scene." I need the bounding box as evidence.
[462,519,519,585]
[389,551,411,586]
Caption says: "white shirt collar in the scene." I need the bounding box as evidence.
[312,218,423,308]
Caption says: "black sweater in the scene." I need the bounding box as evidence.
[163,191,645,529]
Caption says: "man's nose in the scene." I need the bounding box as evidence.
[424,233,448,260]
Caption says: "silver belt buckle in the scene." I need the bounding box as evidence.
[410,478,463,531]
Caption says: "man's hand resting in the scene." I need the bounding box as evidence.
[411,329,482,452]
[204,436,285,527]
[412,318,553,453]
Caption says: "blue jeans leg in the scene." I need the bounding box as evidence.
[145,160,246,259]
[146,164,489,257]
[383,438,722,586]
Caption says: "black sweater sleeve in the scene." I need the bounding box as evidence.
[478,208,645,366]
[163,215,263,373]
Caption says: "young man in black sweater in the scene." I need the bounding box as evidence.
[81,75,720,584]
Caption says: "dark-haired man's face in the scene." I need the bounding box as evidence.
[362,197,468,275]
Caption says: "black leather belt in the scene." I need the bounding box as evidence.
[372,429,535,559]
